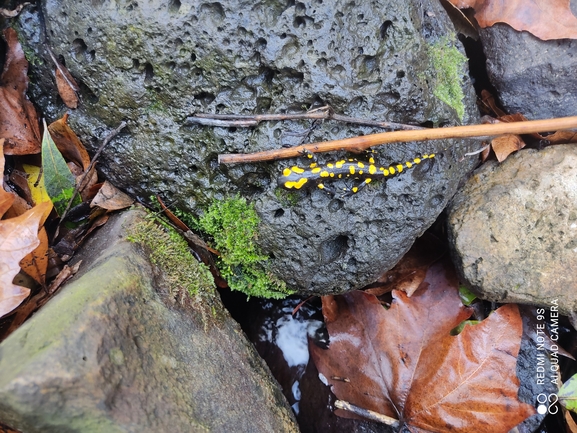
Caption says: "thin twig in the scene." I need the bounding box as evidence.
[334,400,400,427]
[186,105,424,131]
[218,115,577,164]
[57,121,127,225]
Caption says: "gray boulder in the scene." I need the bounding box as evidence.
[448,145,577,314]
[18,0,479,295]
[0,209,299,433]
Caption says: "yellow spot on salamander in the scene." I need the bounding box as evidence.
[318,183,325,189]
[359,170,364,175]
[369,164,376,175]
[357,161,365,168]
[330,172,335,177]
[383,168,390,176]
[291,166,305,173]
[285,178,308,189]
[429,153,436,158]
[320,170,330,177]
[389,166,396,175]
[307,153,314,158]
[414,158,421,164]
[283,168,291,177]
[310,162,318,168]
[349,165,355,175]
[348,158,354,162]
[336,160,345,168]
[338,174,342,178]
[327,163,334,169]
[406,161,413,168]
[396,164,404,172]
[365,178,372,184]
[369,157,375,164]
[352,187,358,193]
[311,167,321,174]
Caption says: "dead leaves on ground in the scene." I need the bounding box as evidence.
[310,260,535,432]
[0,28,40,155]
[448,0,577,40]
[0,29,133,322]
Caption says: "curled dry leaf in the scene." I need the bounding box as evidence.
[448,0,577,40]
[90,181,134,210]
[310,260,535,433]
[55,68,79,109]
[491,133,526,162]
[0,28,41,155]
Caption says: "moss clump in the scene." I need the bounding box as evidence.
[195,195,293,299]
[429,38,468,121]
[127,218,215,299]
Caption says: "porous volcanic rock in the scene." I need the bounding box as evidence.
[18,0,479,294]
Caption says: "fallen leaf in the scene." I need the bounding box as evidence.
[363,233,444,297]
[560,374,577,413]
[310,260,535,432]
[0,28,41,155]
[0,201,52,317]
[22,164,51,206]
[41,119,80,214]
[55,67,79,109]
[48,114,97,199]
[491,134,526,162]
[20,226,49,285]
[448,0,577,40]
[89,180,134,210]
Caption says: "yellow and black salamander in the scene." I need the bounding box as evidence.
[278,152,435,196]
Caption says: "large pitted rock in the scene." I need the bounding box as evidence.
[479,0,577,119]
[0,209,298,433]
[19,0,479,294]
[448,145,577,314]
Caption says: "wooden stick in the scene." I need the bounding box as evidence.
[334,400,400,427]
[188,105,425,131]
[218,115,577,164]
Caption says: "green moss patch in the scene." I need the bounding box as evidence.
[194,195,293,299]
[429,38,468,121]
[127,218,215,299]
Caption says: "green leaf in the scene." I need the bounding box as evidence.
[41,119,80,214]
[559,374,577,412]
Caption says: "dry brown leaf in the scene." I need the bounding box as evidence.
[0,28,41,155]
[55,67,79,109]
[491,134,526,162]
[20,226,49,285]
[448,0,577,40]
[90,181,134,210]
[0,201,51,318]
[364,233,444,297]
[47,114,97,199]
[310,260,535,432]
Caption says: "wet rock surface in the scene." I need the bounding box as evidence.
[479,0,577,119]
[18,0,479,294]
[0,209,298,433]
[448,145,577,314]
